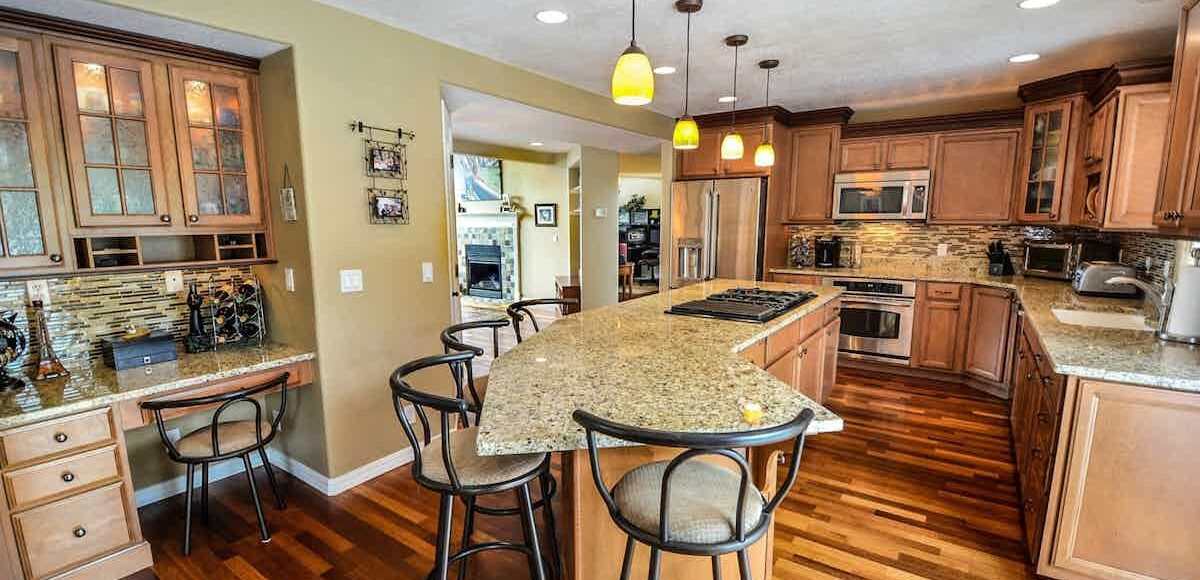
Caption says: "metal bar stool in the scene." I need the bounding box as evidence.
[142,372,291,555]
[391,352,555,580]
[440,318,507,408]
[572,407,815,580]
[505,298,578,343]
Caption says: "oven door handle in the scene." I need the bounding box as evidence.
[841,298,916,308]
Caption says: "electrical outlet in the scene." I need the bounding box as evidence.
[163,270,184,293]
[285,267,296,293]
[339,269,364,293]
[166,428,182,444]
[937,243,949,257]
[25,279,50,305]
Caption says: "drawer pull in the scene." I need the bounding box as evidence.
[1036,412,1051,425]
[1031,448,1044,459]
[1025,498,1036,512]
[1040,376,1053,386]
[61,471,75,483]
[1033,353,1043,363]
[72,527,86,539]
[53,432,68,444]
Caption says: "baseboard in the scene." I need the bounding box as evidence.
[324,446,416,495]
[840,357,1012,400]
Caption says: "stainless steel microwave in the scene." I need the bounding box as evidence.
[833,170,930,220]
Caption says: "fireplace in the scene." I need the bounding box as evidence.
[465,244,503,299]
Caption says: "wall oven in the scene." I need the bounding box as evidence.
[833,170,930,220]
[826,277,917,364]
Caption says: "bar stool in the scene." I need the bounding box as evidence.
[142,372,291,555]
[391,352,555,580]
[571,407,815,580]
[506,298,578,343]
[440,318,507,407]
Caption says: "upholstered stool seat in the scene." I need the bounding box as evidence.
[613,460,765,544]
[177,421,272,458]
[420,426,545,488]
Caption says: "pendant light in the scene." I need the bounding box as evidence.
[672,0,702,149]
[754,59,779,167]
[720,35,748,160]
[612,0,654,106]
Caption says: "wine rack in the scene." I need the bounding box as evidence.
[206,276,266,349]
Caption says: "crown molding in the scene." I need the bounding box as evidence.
[1088,57,1173,104]
[841,108,1025,139]
[1018,68,1107,103]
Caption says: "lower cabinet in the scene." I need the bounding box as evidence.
[913,283,968,372]
[964,286,1016,383]
[794,327,824,402]
[1011,320,1064,566]
[747,301,840,403]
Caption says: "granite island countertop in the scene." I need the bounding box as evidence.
[771,263,1200,393]
[0,343,316,430]
[476,279,845,456]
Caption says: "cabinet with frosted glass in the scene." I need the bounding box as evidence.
[1016,98,1083,224]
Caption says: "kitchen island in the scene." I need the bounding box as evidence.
[477,279,843,580]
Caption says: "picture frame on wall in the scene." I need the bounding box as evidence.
[368,188,410,225]
[534,203,558,227]
[365,140,407,180]
[453,154,503,201]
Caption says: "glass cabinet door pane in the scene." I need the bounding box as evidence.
[223,174,249,215]
[1031,113,1047,147]
[195,173,222,214]
[0,190,43,255]
[80,116,116,164]
[73,62,110,114]
[212,85,241,128]
[1028,149,1043,180]
[0,121,33,187]
[108,67,144,117]
[189,127,217,169]
[217,130,245,171]
[122,169,154,214]
[184,81,212,124]
[86,167,121,214]
[0,51,25,119]
[114,119,149,166]
[1025,183,1039,214]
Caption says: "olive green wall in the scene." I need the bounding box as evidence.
[106,0,673,479]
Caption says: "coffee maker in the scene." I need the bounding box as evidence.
[815,237,842,268]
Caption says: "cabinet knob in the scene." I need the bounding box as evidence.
[188,215,199,223]
[1031,448,1044,459]
[1040,376,1053,386]
[1033,354,1043,363]
[61,471,75,483]
[1036,412,1051,425]
[160,214,172,223]
[49,253,62,263]
[1048,212,1057,220]
[73,527,86,539]
[53,432,68,443]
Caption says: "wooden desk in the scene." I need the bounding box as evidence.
[555,275,581,314]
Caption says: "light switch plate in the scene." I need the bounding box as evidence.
[25,280,50,305]
[421,262,434,283]
[285,268,296,293]
[163,270,184,293]
[594,207,608,218]
[937,243,949,257]
[340,269,364,293]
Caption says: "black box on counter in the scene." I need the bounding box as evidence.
[102,331,178,370]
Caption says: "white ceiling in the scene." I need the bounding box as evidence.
[319,0,1181,117]
[0,0,287,58]
[443,84,664,154]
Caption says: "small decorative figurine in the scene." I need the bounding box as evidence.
[0,309,27,391]
[31,300,67,381]
[184,283,212,353]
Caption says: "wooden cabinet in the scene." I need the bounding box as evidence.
[794,328,824,401]
[839,139,882,172]
[722,124,769,176]
[963,286,1014,383]
[929,129,1021,224]
[677,123,772,179]
[769,273,821,286]
[745,301,839,404]
[913,283,968,372]
[1017,98,1083,223]
[785,126,838,222]
[819,319,839,403]
[677,129,722,179]
[1156,0,1200,233]
[1100,85,1171,230]
[839,135,933,172]
[1010,320,1064,565]
[0,33,65,272]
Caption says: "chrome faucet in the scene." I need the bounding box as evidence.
[1106,261,1177,340]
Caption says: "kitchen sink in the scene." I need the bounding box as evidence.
[1051,308,1154,332]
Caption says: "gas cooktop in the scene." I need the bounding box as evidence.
[666,287,818,323]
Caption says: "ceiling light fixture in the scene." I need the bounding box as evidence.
[1009,53,1041,63]
[672,0,702,150]
[720,34,748,161]
[1017,0,1061,9]
[530,141,545,147]
[653,66,677,75]
[717,96,738,103]
[535,10,569,24]
[611,0,654,106]
[754,59,779,167]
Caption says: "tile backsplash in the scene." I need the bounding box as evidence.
[0,266,255,378]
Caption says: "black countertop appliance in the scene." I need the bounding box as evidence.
[815,236,843,268]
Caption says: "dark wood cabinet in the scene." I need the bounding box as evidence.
[963,286,1015,383]
[1010,319,1064,564]
[929,129,1021,224]
[785,126,838,222]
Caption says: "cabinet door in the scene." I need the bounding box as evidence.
[964,286,1014,382]
[0,34,63,270]
[929,129,1020,224]
[884,135,931,170]
[169,65,264,227]
[786,126,837,222]
[1104,86,1170,230]
[1018,100,1074,222]
[54,46,171,227]
[677,129,722,178]
[839,139,882,172]
[819,319,839,403]
[914,299,964,371]
[1156,1,1200,230]
[794,330,824,401]
[722,124,769,176]
[1082,98,1115,168]
[765,347,795,386]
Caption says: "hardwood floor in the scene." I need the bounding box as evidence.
[130,369,1034,580]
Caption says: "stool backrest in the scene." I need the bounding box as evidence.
[141,372,291,461]
[440,318,507,416]
[389,352,475,491]
[505,298,578,342]
[572,408,814,546]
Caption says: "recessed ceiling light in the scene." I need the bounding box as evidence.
[653,66,676,75]
[1017,0,1061,8]
[1009,53,1041,63]
[529,141,545,147]
[718,95,738,103]
[535,10,568,24]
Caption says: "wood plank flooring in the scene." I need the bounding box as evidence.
[130,369,1034,580]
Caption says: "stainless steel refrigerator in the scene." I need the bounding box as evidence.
[669,177,766,287]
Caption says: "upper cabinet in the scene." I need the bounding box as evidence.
[677,129,722,178]
[54,46,171,228]
[839,135,932,172]
[676,123,773,179]
[169,66,263,227]
[930,129,1021,224]
[838,139,881,172]
[1156,0,1200,233]
[785,125,839,222]
[0,33,64,271]
[1016,97,1083,224]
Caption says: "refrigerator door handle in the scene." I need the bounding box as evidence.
[709,191,720,279]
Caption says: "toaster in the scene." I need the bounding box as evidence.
[1072,262,1140,297]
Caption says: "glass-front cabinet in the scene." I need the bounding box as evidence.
[0,34,63,270]
[169,66,263,227]
[54,46,171,227]
[1018,100,1075,222]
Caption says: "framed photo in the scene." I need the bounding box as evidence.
[365,140,407,179]
[534,203,558,227]
[368,188,410,225]
[453,154,503,201]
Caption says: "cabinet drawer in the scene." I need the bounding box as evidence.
[925,283,962,301]
[824,299,841,326]
[1,409,114,467]
[12,482,132,578]
[765,321,799,365]
[3,445,121,510]
[771,273,821,286]
[739,340,767,368]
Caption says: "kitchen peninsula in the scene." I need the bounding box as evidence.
[477,279,844,580]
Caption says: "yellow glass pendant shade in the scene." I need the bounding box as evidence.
[612,44,654,106]
[673,116,699,150]
[754,142,776,167]
[721,132,744,160]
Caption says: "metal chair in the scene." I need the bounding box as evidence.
[506,298,578,343]
[440,318,507,408]
[142,372,291,555]
[391,352,557,580]
[571,407,815,580]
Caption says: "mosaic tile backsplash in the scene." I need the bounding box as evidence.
[0,266,255,378]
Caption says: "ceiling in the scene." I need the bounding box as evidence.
[0,0,287,58]
[443,84,663,154]
[318,0,1181,118]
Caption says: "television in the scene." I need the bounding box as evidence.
[453,154,503,202]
